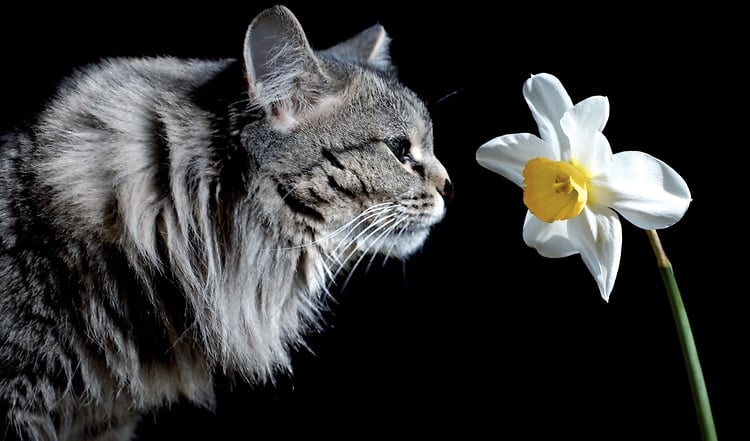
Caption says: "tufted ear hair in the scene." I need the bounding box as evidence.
[243,5,329,132]
[318,23,393,72]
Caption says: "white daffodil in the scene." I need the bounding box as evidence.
[476,73,691,301]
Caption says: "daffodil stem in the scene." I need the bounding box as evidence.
[646,229,717,441]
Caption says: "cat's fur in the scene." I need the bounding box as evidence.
[0,5,452,441]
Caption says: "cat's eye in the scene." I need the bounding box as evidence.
[384,136,414,164]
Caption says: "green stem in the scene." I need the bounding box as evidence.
[646,230,717,441]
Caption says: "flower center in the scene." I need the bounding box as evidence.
[522,157,588,223]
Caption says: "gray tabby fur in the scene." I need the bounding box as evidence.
[0,5,452,440]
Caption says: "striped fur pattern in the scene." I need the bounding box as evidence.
[0,6,452,440]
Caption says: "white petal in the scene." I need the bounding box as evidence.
[559,96,614,173]
[476,133,555,187]
[591,151,692,229]
[522,211,578,258]
[523,73,573,155]
[567,206,622,302]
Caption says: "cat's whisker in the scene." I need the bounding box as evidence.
[320,205,399,286]
[336,251,368,293]
[328,203,396,254]
[323,206,397,273]
[268,202,395,252]
[321,260,338,285]
[381,217,413,266]
[361,214,409,275]
[230,96,254,108]
[337,214,405,292]
[300,208,397,282]
[327,218,394,283]
[332,210,405,289]
[350,207,399,244]
[167,321,200,353]
[366,213,408,262]
[330,209,399,269]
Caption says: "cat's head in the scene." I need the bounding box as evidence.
[243,5,452,261]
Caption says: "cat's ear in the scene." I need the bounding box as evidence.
[319,24,393,72]
[244,5,327,132]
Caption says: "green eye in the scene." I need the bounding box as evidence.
[384,136,412,162]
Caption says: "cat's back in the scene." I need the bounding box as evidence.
[38,56,235,133]
[6,56,245,242]
[58,56,234,100]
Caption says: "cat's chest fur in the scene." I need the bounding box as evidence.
[0,6,451,440]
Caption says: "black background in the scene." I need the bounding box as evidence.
[1,2,743,440]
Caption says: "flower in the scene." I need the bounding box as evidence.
[475,73,692,301]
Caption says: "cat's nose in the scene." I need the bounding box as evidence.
[428,159,453,205]
[438,179,454,205]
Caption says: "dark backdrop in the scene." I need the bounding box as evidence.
[1,3,742,440]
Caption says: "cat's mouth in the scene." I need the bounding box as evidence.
[369,226,431,258]
[325,202,443,261]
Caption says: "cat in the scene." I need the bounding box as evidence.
[0,5,452,441]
